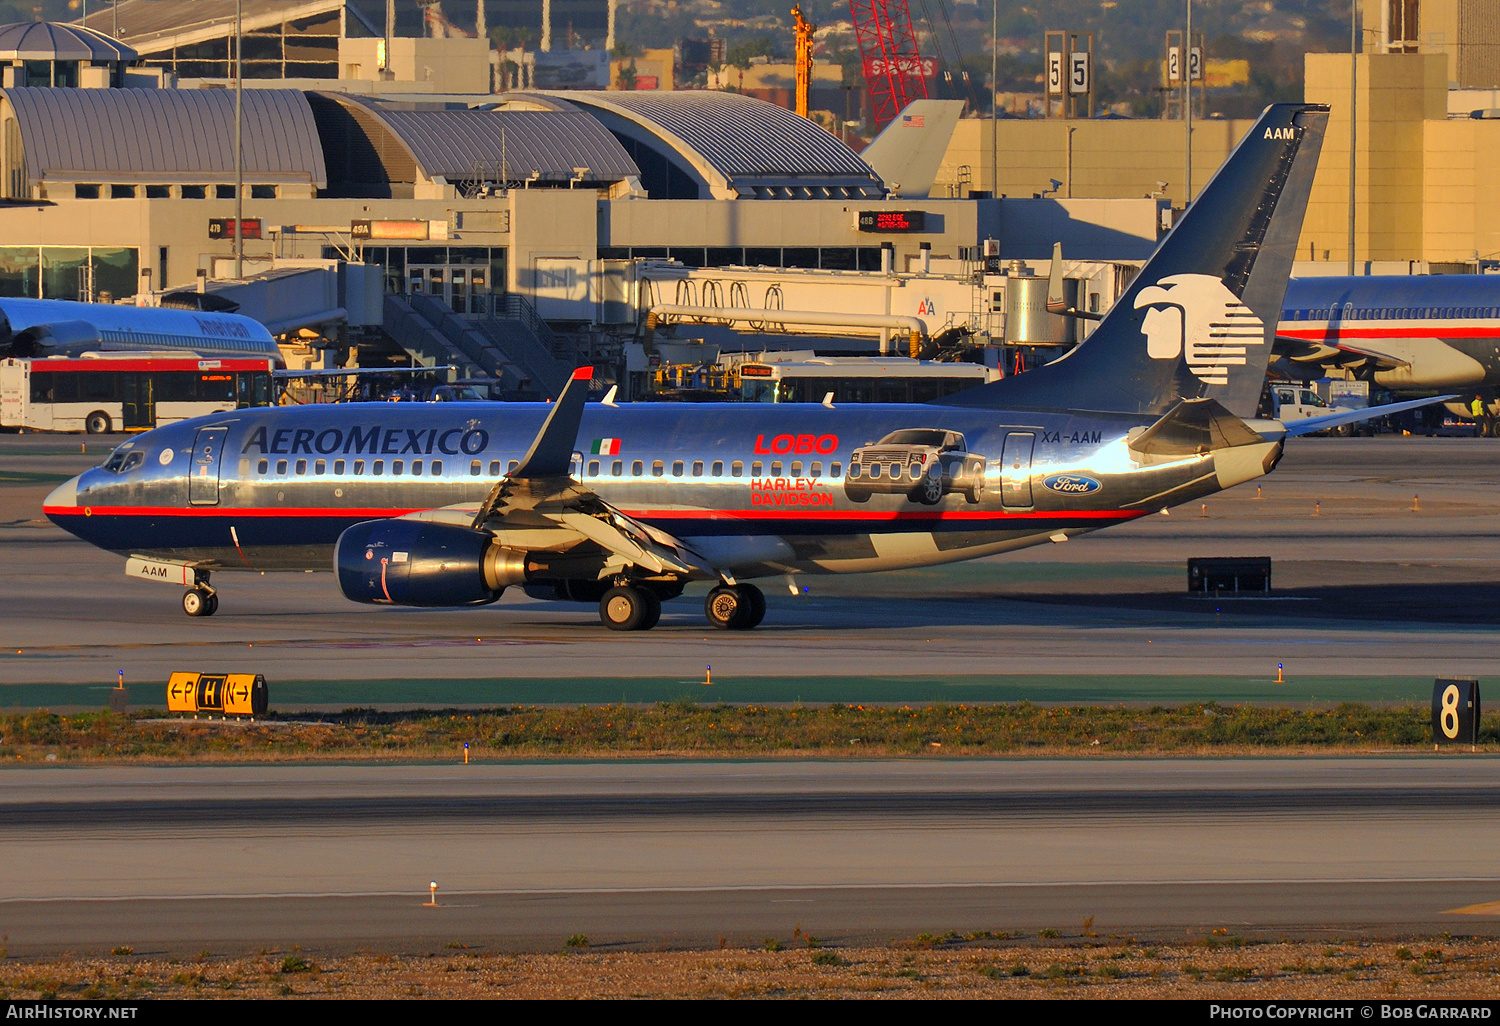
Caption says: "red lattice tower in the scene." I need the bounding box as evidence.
[848,0,930,130]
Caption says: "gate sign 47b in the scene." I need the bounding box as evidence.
[1432,677,1481,746]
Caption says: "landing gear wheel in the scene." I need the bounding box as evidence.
[740,583,766,629]
[638,589,662,630]
[182,587,216,617]
[600,585,654,631]
[913,473,943,505]
[705,584,763,630]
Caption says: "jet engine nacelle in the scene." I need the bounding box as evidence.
[334,519,528,607]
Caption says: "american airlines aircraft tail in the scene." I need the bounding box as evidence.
[945,104,1329,419]
[47,102,1444,632]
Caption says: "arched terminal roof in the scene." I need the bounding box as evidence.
[506,90,884,200]
[314,94,639,195]
[0,21,137,61]
[0,87,326,187]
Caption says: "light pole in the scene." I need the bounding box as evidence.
[990,0,997,199]
[1184,0,1192,205]
[234,0,243,278]
[1348,1,1359,275]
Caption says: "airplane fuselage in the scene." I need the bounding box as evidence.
[45,400,1260,579]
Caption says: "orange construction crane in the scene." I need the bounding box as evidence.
[791,5,816,119]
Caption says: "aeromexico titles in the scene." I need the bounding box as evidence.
[41,104,1445,631]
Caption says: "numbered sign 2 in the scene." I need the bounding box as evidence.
[1432,678,1481,746]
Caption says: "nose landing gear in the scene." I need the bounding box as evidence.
[182,586,218,617]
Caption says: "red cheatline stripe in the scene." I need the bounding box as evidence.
[45,505,1145,522]
[1279,326,1500,341]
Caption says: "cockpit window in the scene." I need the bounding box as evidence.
[103,449,144,473]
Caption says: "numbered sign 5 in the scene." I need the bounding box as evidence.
[1432,678,1481,746]
[1047,52,1063,94]
[1069,53,1090,95]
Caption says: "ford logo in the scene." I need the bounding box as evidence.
[1043,474,1102,495]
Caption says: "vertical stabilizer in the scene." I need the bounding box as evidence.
[859,100,967,198]
[942,103,1329,417]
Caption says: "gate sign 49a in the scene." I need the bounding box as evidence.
[1432,677,1481,746]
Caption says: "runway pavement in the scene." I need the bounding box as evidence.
[2,435,1500,702]
[2,759,1499,952]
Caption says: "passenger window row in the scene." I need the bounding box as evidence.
[254,458,446,477]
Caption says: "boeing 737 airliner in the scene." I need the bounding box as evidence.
[41,104,1439,631]
[1277,274,1500,400]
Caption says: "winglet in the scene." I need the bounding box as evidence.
[1046,241,1066,313]
[511,366,594,478]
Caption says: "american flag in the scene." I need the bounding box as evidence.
[902,114,925,127]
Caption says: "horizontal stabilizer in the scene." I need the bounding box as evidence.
[1282,395,1457,437]
[1130,398,1264,456]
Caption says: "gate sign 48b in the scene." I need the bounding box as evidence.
[1432,677,1481,746]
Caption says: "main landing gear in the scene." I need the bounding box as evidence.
[704,583,765,631]
[594,581,766,631]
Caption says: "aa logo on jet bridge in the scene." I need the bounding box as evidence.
[1133,273,1265,386]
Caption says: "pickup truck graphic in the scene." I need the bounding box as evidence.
[844,429,987,505]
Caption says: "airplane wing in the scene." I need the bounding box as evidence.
[399,366,720,585]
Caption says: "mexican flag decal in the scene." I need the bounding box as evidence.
[591,438,622,455]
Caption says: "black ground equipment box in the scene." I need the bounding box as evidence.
[1187,557,1271,595]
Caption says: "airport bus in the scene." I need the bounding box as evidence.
[737,356,997,404]
[1,354,275,433]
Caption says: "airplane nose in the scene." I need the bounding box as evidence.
[43,474,79,509]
